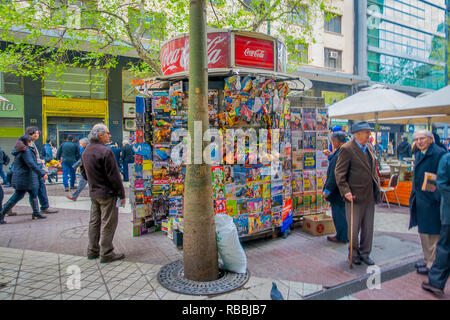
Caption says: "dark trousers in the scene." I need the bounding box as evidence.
[1,189,40,215]
[0,185,3,212]
[123,160,132,182]
[62,161,76,188]
[37,177,49,211]
[88,197,119,259]
[331,201,348,242]
[0,165,6,183]
[428,225,450,290]
[345,199,375,259]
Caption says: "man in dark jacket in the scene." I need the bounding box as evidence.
[56,135,80,192]
[422,152,450,296]
[409,130,447,275]
[0,147,10,184]
[121,140,135,182]
[335,121,381,266]
[397,137,412,160]
[323,132,348,243]
[81,124,125,263]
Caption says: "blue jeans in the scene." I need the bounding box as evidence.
[62,162,76,189]
[0,165,6,183]
[331,201,348,242]
[428,225,450,290]
[0,185,3,212]
[38,177,49,211]
[71,176,88,199]
[1,189,40,215]
[123,160,132,182]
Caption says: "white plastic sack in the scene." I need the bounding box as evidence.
[215,214,247,274]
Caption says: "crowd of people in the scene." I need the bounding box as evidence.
[322,122,449,297]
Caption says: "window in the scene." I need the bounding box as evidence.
[288,5,308,26]
[324,48,342,69]
[44,66,107,99]
[0,73,22,94]
[128,8,166,41]
[324,12,341,34]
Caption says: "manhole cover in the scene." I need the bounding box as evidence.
[60,225,89,239]
[157,260,250,296]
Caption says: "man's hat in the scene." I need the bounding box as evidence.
[351,121,372,134]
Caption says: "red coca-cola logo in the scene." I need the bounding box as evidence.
[235,35,274,70]
[161,32,230,75]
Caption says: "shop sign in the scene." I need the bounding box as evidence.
[408,124,414,133]
[0,94,24,118]
[234,35,274,70]
[160,32,230,76]
[123,103,136,119]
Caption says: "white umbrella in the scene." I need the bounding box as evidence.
[328,84,415,120]
[0,95,9,102]
[393,85,450,117]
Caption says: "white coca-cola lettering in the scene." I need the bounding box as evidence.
[162,34,228,74]
[244,48,265,59]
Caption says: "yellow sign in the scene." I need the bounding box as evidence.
[321,91,347,106]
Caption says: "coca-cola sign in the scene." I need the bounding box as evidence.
[160,32,230,75]
[234,35,274,70]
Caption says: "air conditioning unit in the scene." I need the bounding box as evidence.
[124,119,136,131]
[328,50,339,59]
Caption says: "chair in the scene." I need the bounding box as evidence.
[380,174,400,208]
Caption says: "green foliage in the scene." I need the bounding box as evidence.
[0,0,333,85]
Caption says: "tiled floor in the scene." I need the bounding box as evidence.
[0,247,322,300]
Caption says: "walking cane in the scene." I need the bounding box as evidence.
[349,196,354,269]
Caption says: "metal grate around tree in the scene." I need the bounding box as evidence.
[157,259,250,296]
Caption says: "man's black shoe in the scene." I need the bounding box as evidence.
[100,253,125,264]
[417,267,429,275]
[422,281,444,297]
[415,262,426,269]
[350,256,362,265]
[361,256,375,266]
[87,254,99,260]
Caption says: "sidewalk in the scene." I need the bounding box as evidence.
[0,184,446,300]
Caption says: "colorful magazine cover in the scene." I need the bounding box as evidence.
[215,199,227,215]
[263,198,271,214]
[245,182,254,198]
[292,131,303,152]
[316,170,327,191]
[292,151,303,171]
[302,107,316,131]
[271,182,283,195]
[233,165,247,184]
[237,199,248,215]
[214,185,226,199]
[316,132,329,150]
[271,211,282,227]
[262,183,271,198]
[262,213,272,229]
[248,214,256,234]
[234,184,247,198]
[225,183,236,198]
[211,166,225,187]
[253,183,263,198]
[292,171,303,194]
[291,111,302,130]
[169,197,183,217]
[303,151,316,170]
[153,195,169,220]
[153,161,170,181]
[153,144,171,162]
[316,108,329,131]
[169,183,184,197]
[303,170,317,193]
[226,199,238,217]
[272,194,283,208]
[234,214,249,236]
[303,132,316,150]
[316,150,329,171]
[224,165,234,183]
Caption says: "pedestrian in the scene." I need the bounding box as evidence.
[335,121,381,266]
[66,138,89,201]
[422,152,450,296]
[397,137,412,160]
[108,142,122,168]
[56,135,80,192]
[40,138,55,183]
[25,126,58,215]
[409,130,447,275]
[81,124,125,263]
[121,140,135,182]
[0,135,48,224]
[387,140,394,157]
[0,146,10,184]
[323,132,348,244]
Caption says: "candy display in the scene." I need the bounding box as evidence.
[131,79,329,239]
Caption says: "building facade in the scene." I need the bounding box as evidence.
[357,0,448,94]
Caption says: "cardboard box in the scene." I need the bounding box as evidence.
[302,213,336,236]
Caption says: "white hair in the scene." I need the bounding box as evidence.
[414,130,434,141]
[88,124,108,143]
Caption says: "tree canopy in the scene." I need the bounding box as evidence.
[0,0,333,82]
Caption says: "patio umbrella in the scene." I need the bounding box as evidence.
[0,95,9,102]
[328,84,415,121]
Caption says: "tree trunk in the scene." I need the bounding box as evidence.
[183,0,219,282]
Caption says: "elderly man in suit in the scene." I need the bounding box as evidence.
[409,130,446,275]
[335,121,381,266]
[422,152,450,296]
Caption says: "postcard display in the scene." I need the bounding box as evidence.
[131,80,329,238]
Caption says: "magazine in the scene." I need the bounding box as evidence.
[422,172,437,192]
[303,132,316,150]
[316,108,329,131]
[302,107,316,131]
